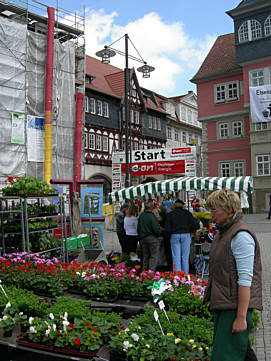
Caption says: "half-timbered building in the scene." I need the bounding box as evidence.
[84,55,167,199]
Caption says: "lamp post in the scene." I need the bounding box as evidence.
[96,34,155,188]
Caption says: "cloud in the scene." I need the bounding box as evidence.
[84,9,216,95]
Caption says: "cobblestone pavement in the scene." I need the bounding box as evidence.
[103,213,271,360]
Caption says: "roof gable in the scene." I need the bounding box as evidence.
[191,33,242,83]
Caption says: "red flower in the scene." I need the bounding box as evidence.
[74,338,81,346]
[170,357,175,361]
[57,330,61,334]
[120,326,125,330]
[68,323,74,328]
[135,265,141,270]
[91,329,98,333]
[7,176,14,183]
[85,321,91,326]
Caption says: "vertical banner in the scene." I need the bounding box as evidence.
[27,115,45,162]
[11,113,25,144]
[249,85,271,123]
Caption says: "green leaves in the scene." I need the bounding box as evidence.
[2,177,58,196]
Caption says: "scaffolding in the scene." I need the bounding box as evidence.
[0,0,85,184]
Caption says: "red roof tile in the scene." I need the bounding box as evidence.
[191,33,242,83]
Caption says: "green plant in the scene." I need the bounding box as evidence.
[2,177,58,196]
[251,309,260,330]
[161,284,213,320]
[48,296,92,322]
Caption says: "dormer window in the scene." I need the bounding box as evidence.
[239,19,262,43]
[264,15,271,36]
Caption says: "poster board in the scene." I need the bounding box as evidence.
[81,187,103,218]
[82,221,103,250]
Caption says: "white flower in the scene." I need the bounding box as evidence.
[19,312,23,316]
[28,317,34,324]
[146,344,150,348]
[3,315,8,321]
[45,328,51,336]
[52,324,56,331]
[5,302,11,308]
[124,327,130,333]
[63,312,68,320]
[49,313,54,320]
[131,333,139,342]
[123,340,133,351]
[81,272,86,278]
[29,326,37,334]
[62,320,69,332]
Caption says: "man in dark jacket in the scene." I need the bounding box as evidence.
[116,203,129,253]
[165,199,199,273]
[137,200,162,271]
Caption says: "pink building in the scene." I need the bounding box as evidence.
[191,0,271,213]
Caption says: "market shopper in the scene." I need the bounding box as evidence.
[165,199,199,273]
[116,203,129,253]
[204,189,262,361]
[137,200,162,271]
[123,204,139,254]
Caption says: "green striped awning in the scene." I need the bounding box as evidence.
[109,176,253,203]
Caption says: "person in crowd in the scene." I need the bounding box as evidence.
[165,199,199,273]
[123,204,139,254]
[204,189,262,361]
[159,206,172,271]
[267,193,271,220]
[137,200,162,271]
[162,195,173,213]
[116,203,129,253]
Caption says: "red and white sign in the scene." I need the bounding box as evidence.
[121,159,185,176]
[112,146,196,177]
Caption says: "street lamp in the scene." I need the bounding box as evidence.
[96,34,155,188]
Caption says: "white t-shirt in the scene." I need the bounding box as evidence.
[124,216,138,236]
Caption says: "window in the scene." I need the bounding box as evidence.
[96,135,102,150]
[84,133,88,149]
[219,123,229,138]
[174,129,179,141]
[102,136,108,152]
[133,142,139,151]
[256,154,270,176]
[167,126,172,139]
[215,81,239,103]
[255,122,268,131]
[188,133,192,144]
[232,121,243,137]
[90,98,95,114]
[153,117,157,130]
[84,96,89,113]
[265,15,271,36]
[239,19,262,43]
[188,110,192,123]
[103,102,109,117]
[181,106,186,121]
[221,163,230,177]
[234,162,244,176]
[134,111,139,124]
[182,131,187,144]
[89,133,95,150]
[96,101,102,116]
[249,67,271,86]
[148,116,152,129]
[157,118,161,130]
[251,70,264,86]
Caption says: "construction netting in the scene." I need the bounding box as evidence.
[0,15,76,184]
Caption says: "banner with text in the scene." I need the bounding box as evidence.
[113,146,196,177]
[249,85,271,123]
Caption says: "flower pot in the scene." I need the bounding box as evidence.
[54,344,103,357]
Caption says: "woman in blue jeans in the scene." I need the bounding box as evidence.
[165,200,199,273]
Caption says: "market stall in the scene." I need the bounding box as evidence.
[109,176,253,203]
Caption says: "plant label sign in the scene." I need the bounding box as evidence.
[158,300,170,323]
[153,310,164,336]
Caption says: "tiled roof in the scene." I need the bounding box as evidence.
[85,55,167,114]
[236,0,263,8]
[190,33,242,83]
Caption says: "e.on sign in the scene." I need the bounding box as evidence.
[113,146,196,176]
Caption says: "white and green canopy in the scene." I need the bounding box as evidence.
[109,176,253,203]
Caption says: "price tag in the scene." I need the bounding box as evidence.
[158,300,165,310]
[153,310,159,321]
[187,274,191,281]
